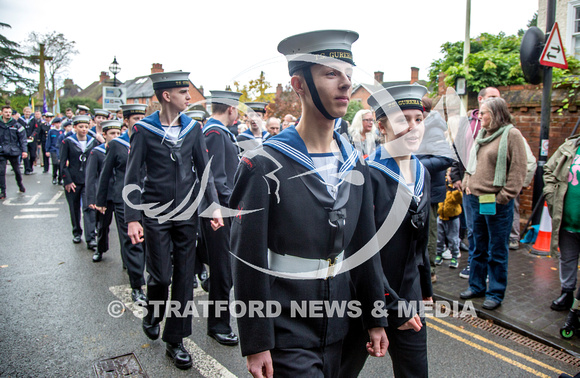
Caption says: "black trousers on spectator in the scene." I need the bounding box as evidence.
[0,155,23,192]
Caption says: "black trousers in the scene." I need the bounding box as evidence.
[84,206,97,243]
[339,320,428,378]
[41,140,49,172]
[201,217,233,334]
[0,155,23,192]
[96,202,114,253]
[143,217,197,343]
[270,340,343,378]
[24,142,37,173]
[113,202,145,289]
[64,184,92,240]
[50,152,61,181]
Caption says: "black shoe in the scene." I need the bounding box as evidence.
[87,239,97,250]
[92,251,103,262]
[0,192,6,200]
[52,178,57,185]
[24,171,32,175]
[482,298,501,310]
[131,288,147,304]
[460,289,485,299]
[142,318,160,340]
[166,342,192,370]
[552,290,575,311]
[72,235,82,244]
[18,185,25,193]
[460,241,469,251]
[200,278,210,293]
[208,331,239,346]
[58,180,63,185]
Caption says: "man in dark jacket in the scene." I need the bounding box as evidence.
[0,105,27,198]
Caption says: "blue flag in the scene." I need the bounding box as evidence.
[42,91,48,114]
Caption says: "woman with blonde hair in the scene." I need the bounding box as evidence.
[348,108,378,158]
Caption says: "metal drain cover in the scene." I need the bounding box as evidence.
[94,353,148,377]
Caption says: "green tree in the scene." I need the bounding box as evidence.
[428,31,525,93]
[0,23,36,94]
[26,31,78,107]
[233,71,276,103]
[60,97,100,115]
[343,100,364,124]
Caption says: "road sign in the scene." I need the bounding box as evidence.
[539,22,568,69]
[102,86,127,111]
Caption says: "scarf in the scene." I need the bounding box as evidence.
[466,123,513,187]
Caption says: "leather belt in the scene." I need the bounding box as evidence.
[267,250,344,279]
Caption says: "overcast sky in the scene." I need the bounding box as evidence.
[2,0,538,94]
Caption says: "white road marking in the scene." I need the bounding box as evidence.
[39,191,64,205]
[20,208,60,212]
[14,214,59,219]
[109,284,235,378]
[3,192,42,206]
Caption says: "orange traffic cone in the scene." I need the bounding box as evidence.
[531,201,552,256]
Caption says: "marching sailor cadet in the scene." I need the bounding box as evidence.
[60,115,99,246]
[77,104,90,115]
[39,112,54,173]
[236,102,269,152]
[96,104,147,303]
[201,90,242,346]
[124,71,222,370]
[45,117,64,184]
[340,84,433,378]
[230,30,388,378]
[90,108,109,144]
[86,120,121,262]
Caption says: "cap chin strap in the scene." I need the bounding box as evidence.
[303,66,337,121]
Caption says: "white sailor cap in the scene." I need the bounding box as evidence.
[185,110,208,121]
[277,29,359,75]
[77,105,90,112]
[43,112,54,117]
[101,120,123,132]
[120,104,147,117]
[72,115,91,125]
[244,102,268,114]
[209,90,242,109]
[368,84,428,120]
[150,71,190,90]
[94,108,110,117]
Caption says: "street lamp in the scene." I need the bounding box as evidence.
[109,56,121,87]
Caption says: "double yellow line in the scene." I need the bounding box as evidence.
[427,316,572,378]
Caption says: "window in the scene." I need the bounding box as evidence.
[568,1,580,58]
[134,99,139,104]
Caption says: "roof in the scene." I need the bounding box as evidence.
[74,79,123,100]
[122,76,154,99]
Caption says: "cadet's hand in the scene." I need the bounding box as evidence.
[96,133,105,144]
[210,208,224,231]
[366,327,388,357]
[247,351,273,378]
[398,314,422,332]
[96,206,106,214]
[65,183,76,193]
[45,152,50,157]
[453,180,462,191]
[128,221,144,244]
[89,204,96,210]
[22,152,28,159]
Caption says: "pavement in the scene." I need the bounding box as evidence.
[431,242,580,357]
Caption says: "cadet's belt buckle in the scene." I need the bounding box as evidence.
[325,257,337,280]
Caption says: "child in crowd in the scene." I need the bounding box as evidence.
[435,168,463,268]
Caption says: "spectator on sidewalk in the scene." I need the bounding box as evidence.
[435,169,463,269]
[417,96,455,283]
[460,97,527,311]
[544,133,580,311]
[451,87,501,279]
[347,109,378,158]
